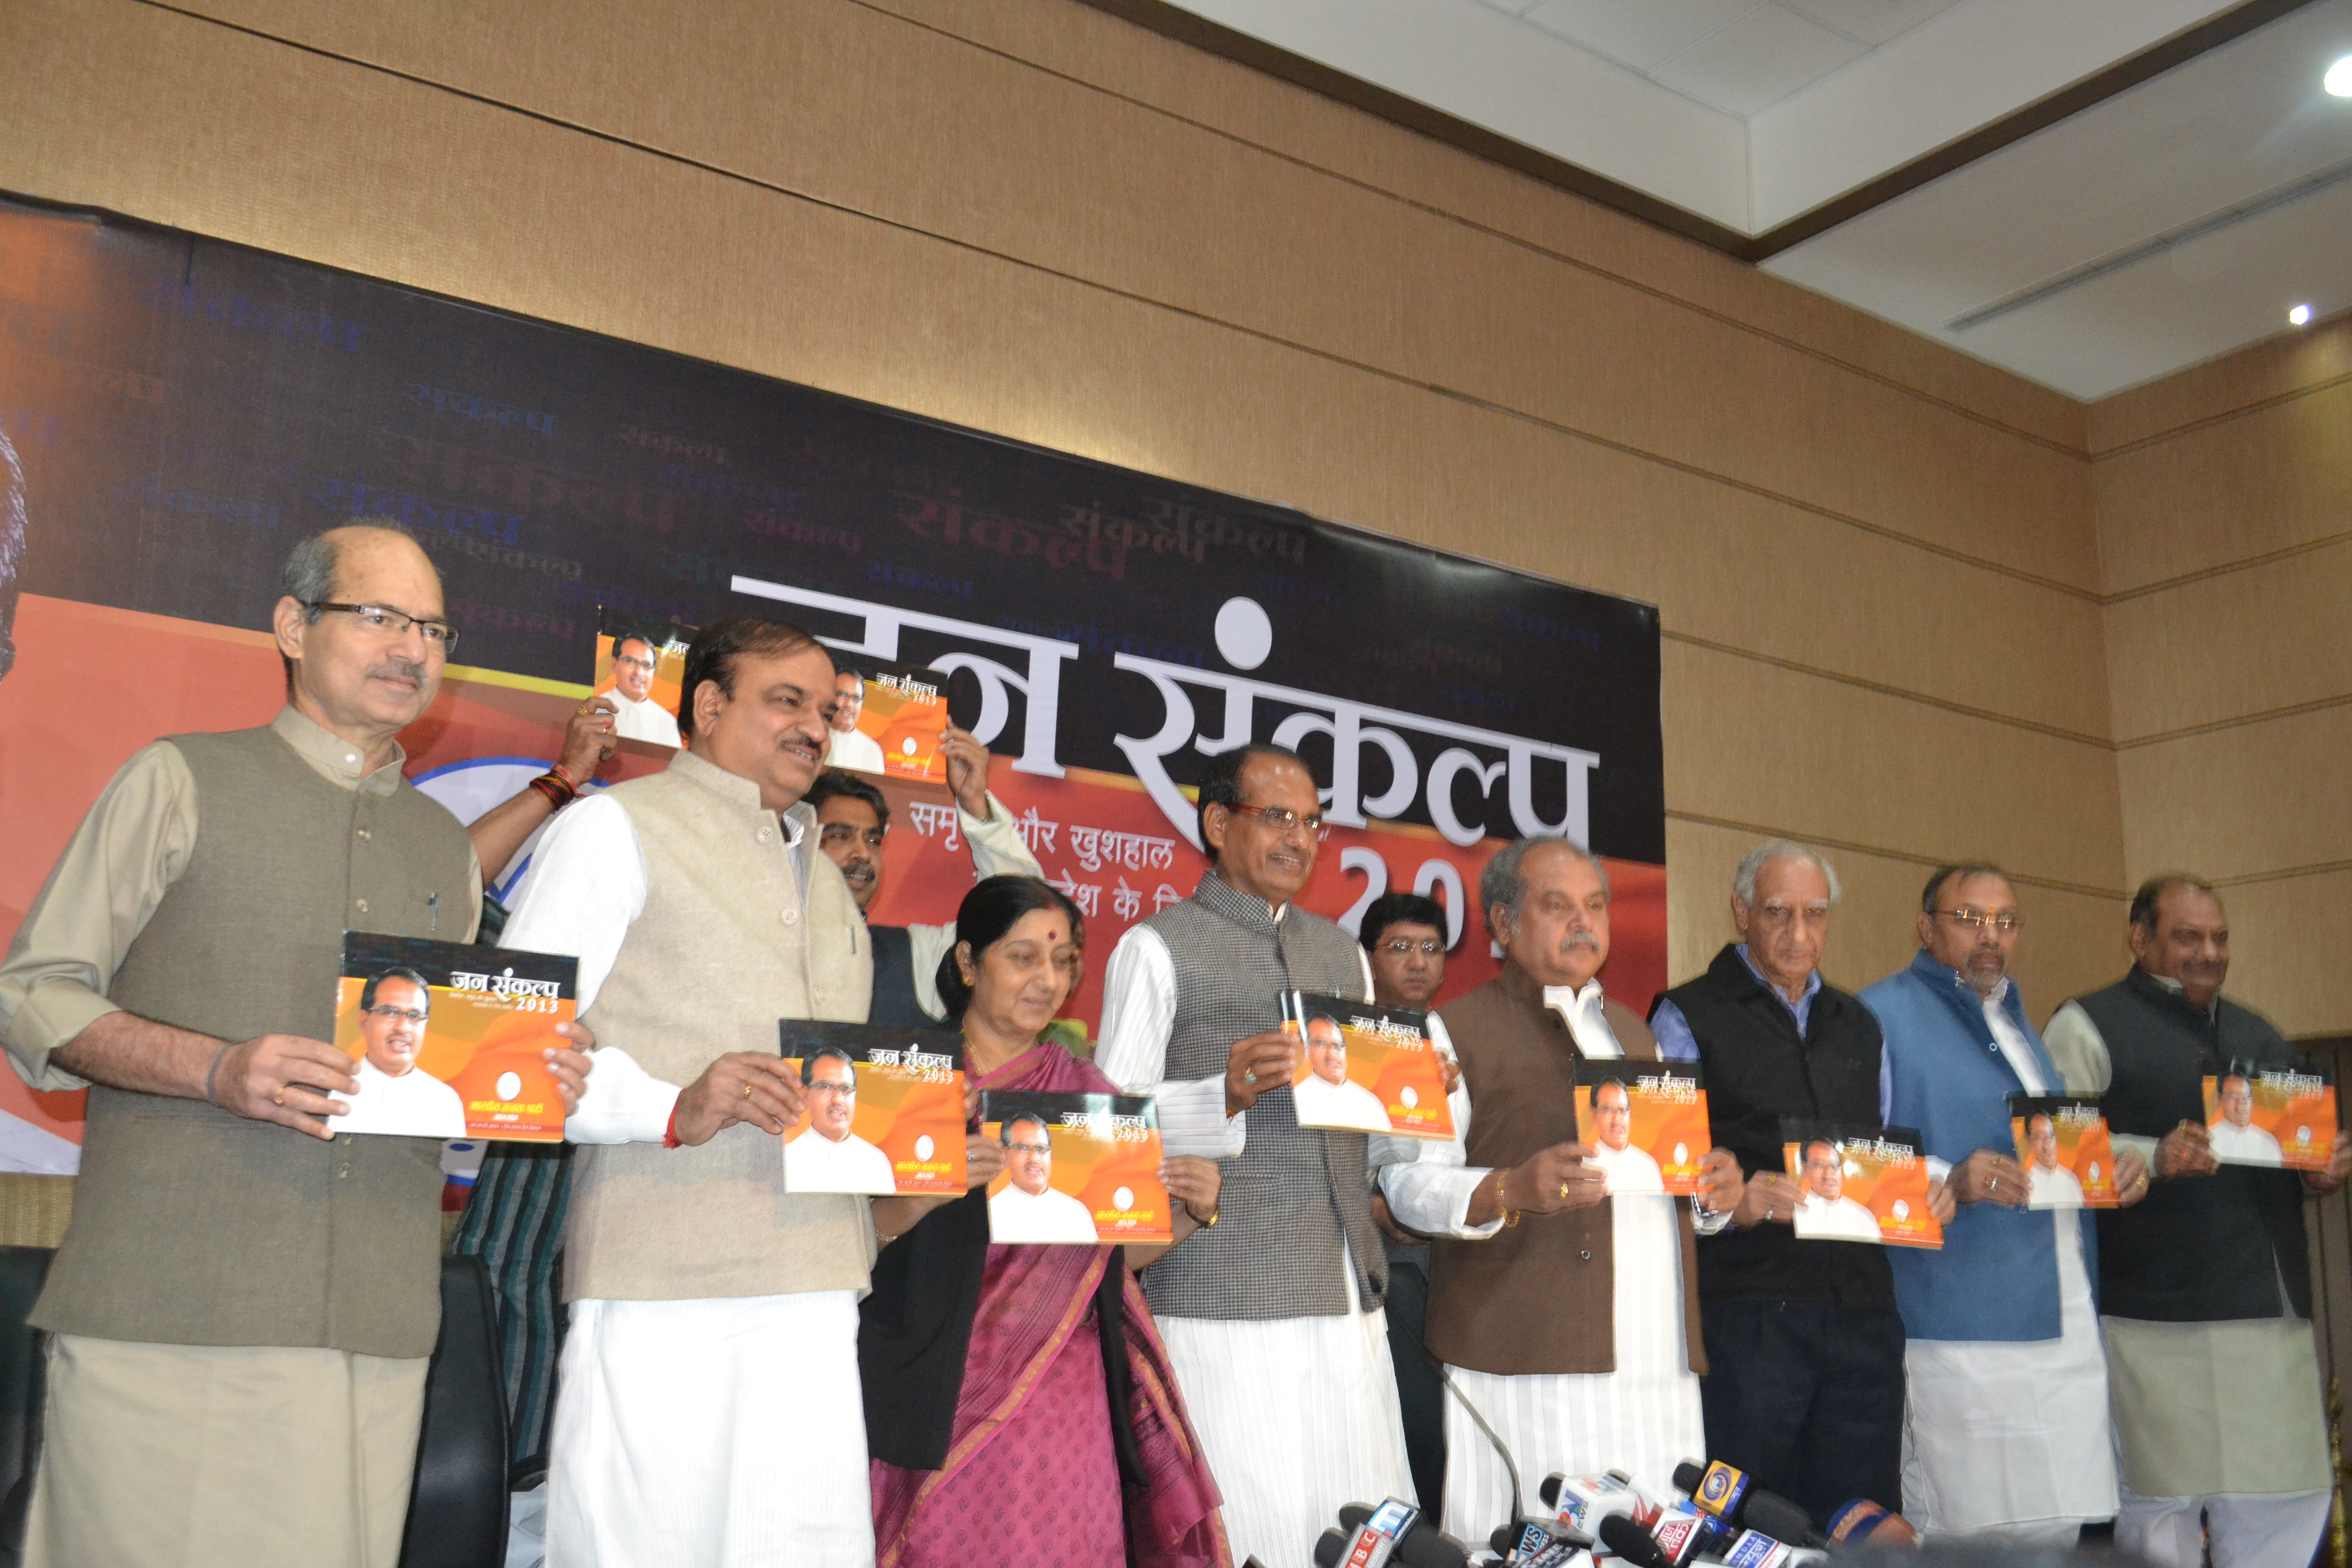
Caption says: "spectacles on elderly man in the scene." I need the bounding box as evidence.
[1220,802,1330,841]
[305,601,460,654]
[1934,906,2024,933]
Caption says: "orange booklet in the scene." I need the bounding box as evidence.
[779,1022,966,1196]
[1279,993,1454,1141]
[592,607,694,750]
[826,659,953,784]
[2008,1094,2118,1208]
[331,934,574,1141]
[1574,1060,1710,1196]
[1781,1121,1942,1249]
[2203,1058,2338,1172]
[979,1091,1172,1245]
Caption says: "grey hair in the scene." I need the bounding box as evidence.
[280,531,343,622]
[1479,836,1609,924]
[1733,840,1842,906]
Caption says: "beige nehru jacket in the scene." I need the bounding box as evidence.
[0,709,481,1358]
[564,747,877,1303]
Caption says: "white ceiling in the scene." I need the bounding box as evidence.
[1156,0,2352,398]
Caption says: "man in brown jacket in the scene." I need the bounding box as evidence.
[1379,836,1742,1539]
[0,524,591,1567]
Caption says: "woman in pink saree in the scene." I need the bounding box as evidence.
[862,876,1232,1568]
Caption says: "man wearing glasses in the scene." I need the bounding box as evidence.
[1648,840,1904,1532]
[333,966,467,1138]
[496,615,878,1565]
[987,1113,1099,1243]
[1358,889,1456,1519]
[0,523,591,1567]
[1862,862,2138,1547]
[1096,742,1407,1567]
[605,633,681,747]
[825,667,885,773]
[784,1047,896,1193]
[802,729,1041,1028]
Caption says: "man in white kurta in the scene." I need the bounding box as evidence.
[331,971,470,1138]
[1863,865,2146,1549]
[1791,1143,1883,1242]
[1292,1017,1393,1134]
[825,670,886,773]
[606,636,683,747]
[1379,838,1741,1540]
[1096,744,1409,1568]
[1587,1081,1666,1194]
[504,619,878,1567]
[989,1116,1102,1243]
[2208,1076,2284,1165]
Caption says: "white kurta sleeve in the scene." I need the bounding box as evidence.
[1377,1023,1504,1240]
[960,791,1043,881]
[499,795,677,1146]
[1095,925,1243,1159]
[2040,1000,2155,1164]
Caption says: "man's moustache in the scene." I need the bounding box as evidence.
[1563,932,1601,951]
[369,658,429,683]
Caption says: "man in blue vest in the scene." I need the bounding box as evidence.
[1863,862,2148,1547]
[2044,875,2352,1568]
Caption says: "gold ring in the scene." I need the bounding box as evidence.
[272,1089,286,1106]
[1558,1181,1570,1199]
[740,1083,753,1100]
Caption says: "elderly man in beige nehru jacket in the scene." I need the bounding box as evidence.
[496,615,877,1565]
[0,523,591,1568]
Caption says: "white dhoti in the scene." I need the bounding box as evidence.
[1900,1210,2117,1541]
[24,1333,428,1568]
[1156,1245,1414,1568]
[547,1290,874,1567]
[1439,1194,1705,1542]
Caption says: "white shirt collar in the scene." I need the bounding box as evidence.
[1544,980,1621,1058]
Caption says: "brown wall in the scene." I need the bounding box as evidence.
[2093,314,2352,1036]
[0,0,2130,1013]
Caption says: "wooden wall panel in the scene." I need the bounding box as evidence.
[2095,376,2352,597]
[1665,818,2126,1029]
[2119,707,2352,881]
[2091,310,2352,458]
[2188,870,2352,1039]
[1664,642,2124,895]
[163,0,2100,592]
[2104,546,2352,745]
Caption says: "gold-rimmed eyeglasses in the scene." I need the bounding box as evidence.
[1220,802,1330,841]
[1933,907,2023,933]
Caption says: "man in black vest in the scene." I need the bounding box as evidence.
[2043,875,2352,1568]
[802,724,1039,1026]
[1649,839,1905,1529]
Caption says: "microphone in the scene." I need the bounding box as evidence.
[1665,1459,1824,1550]
[1598,1515,1674,1568]
[1824,1499,1914,1546]
[1334,1503,1471,1567]
[1315,1530,1350,1568]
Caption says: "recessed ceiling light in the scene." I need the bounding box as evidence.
[2328,54,2352,96]
[2290,304,2314,326]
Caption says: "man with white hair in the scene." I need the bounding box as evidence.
[1648,840,1906,1530]
[1379,836,1744,1534]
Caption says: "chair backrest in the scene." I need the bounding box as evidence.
[398,1255,510,1568]
[0,1247,52,1568]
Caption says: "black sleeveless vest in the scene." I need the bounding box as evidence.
[865,924,929,1028]
[2074,969,2310,1322]
[1655,945,1893,1308]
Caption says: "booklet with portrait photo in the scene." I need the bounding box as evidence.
[1780,1120,1942,1248]
[332,934,575,1141]
[2202,1058,2337,1172]
[1573,1059,1709,1196]
[1277,992,1455,1141]
[778,1021,966,1196]
[824,659,975,785]
[591,607,695,751]
[2007,1094,2118,1208]
[979,1090,1172,1245]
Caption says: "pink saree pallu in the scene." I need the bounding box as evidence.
[862,1043,1230,1568]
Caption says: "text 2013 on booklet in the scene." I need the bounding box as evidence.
[332,933,574,1141]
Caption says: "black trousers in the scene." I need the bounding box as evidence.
[1698,1301,1906,1531]
[1383,1258,1448,1518]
